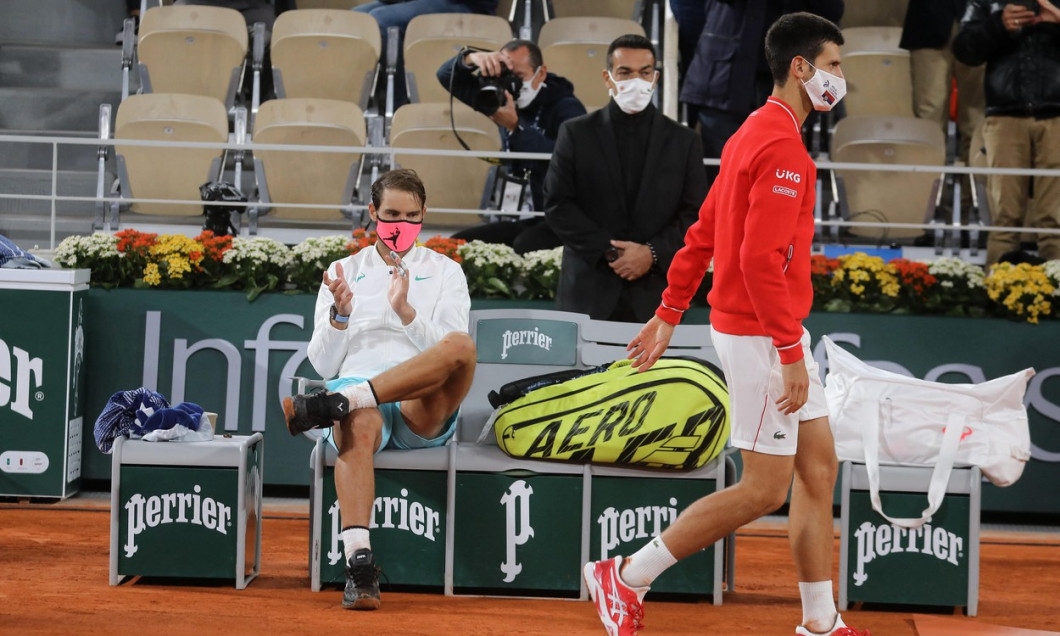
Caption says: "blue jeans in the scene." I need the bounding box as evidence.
[355,0,477,106]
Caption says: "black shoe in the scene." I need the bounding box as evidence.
[281,391,350,436]
[342,548,381,610]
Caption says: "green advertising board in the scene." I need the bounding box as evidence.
[453,472,583,594]
[316,468,448,588]
[590,476,719,596]
[0,269,88,499]
[75,290,1060,516]
[117,465,239,578]
[844,490,972,607]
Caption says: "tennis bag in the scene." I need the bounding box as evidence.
[487,357,730,470]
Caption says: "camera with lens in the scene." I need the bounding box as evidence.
[472,66,522,116]
[199,181,246,237]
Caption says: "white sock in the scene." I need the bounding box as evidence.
[619,536,678,589]
[798,581,839,631]
[341,525,371,562]
[338,381,378,410]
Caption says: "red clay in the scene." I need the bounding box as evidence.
[1,504,1057,635]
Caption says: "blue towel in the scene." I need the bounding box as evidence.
[93,388,172,453]
[141,401,205,435]
[0,234,50,269]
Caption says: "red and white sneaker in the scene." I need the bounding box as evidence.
[795,614,870,636]
[583,556,648,636]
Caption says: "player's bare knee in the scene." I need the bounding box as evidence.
[348,410,382,446]
[442,331,476,366]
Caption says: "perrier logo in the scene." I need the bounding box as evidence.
[853,520,964,586]
[124,484,232,557]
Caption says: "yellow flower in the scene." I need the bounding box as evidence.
[143,262,161,286]
[850,283,865,296]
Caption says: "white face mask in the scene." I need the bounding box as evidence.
[608,71,656,114]
[515,67,543,109]
[800,60,846,111]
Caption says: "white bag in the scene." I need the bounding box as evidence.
[823,336,1034,528]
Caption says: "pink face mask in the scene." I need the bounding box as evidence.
[376,219,422,253]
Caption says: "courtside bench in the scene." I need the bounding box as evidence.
[305,309,736,602]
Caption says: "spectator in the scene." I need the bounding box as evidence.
[115,0,140,46]
[438,39,586,254]
[953,0,1060,264]
[680,1,844,184]
[282,169,475,611]
[544,34,708,322]
[900,0,985,164]
[355,0,500,108]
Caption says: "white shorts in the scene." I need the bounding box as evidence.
[710,326,828,456]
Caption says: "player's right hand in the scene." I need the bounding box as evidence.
[323,262,354,317]
[627,316,675,372]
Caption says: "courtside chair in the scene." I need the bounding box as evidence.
[249,98,367,232]
[537,17,646,111]
[270,10,381,111]
[95,93,231,229]
[389,102,501,229]
[828,115,946,241]
[136,5,250,110]
[840,27,914,119]
[403,13,514,105]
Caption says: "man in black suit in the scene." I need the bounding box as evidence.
[544,34,708,322]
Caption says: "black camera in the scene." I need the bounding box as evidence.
[472,66,522,116]
[199,181,246,237]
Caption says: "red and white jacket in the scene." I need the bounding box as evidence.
[656,97,816,364]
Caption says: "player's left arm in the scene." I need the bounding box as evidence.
[740,138,809,364]
[403,261,472,351]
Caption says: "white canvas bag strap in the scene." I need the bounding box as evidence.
[862,398,964,529]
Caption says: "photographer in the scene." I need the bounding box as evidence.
[437,40,585,254]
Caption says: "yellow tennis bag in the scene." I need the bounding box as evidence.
[488,357,730,470]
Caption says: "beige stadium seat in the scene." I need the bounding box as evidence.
[296,0,375,7]
[270,10,381,109]
[112,93,229,218]
[841,0,910,28]
[137,5,249,108]
[403,13,513,104]
[389,102,500,228]
[550,0,639,19]
[251,98,367,223]
[830,115,946,240]
[538,17,645,111]
[840,27,914,118]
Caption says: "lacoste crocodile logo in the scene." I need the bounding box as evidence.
[773,431,786,440]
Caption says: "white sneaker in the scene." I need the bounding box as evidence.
[795,613,871,636]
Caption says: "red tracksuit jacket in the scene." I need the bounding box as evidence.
[656,97,816,364]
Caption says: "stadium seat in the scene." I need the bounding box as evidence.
[537,16,646,111]
[549,0,639,19]
[106,93,229,221]
[250,98,367,227]
[403,13,513,105]
[295,0,374,7]
[389,101,500,228]
[270,9,380,110]
[136,5,249,108]
[840,27,914,118]
[829,115,946,240]
[840,0,910,28]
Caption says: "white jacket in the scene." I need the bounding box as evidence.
[307,245,471,380]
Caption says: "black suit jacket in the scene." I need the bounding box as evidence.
[899,0,969,50]
[544,105,707,322]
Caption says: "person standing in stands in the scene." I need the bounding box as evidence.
[584,13,870,636]
[900,0,984,166]
[680,0,844,184]
[544,34,707,323]
[282,169,475,611]
[355,0,500,108]
[438,39,586,254]
[953,0,1060,264]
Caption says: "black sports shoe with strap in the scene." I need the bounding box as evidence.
[343,548,381,610]
[281,391,350,436]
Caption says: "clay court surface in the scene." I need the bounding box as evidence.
[2,496,1058,635]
